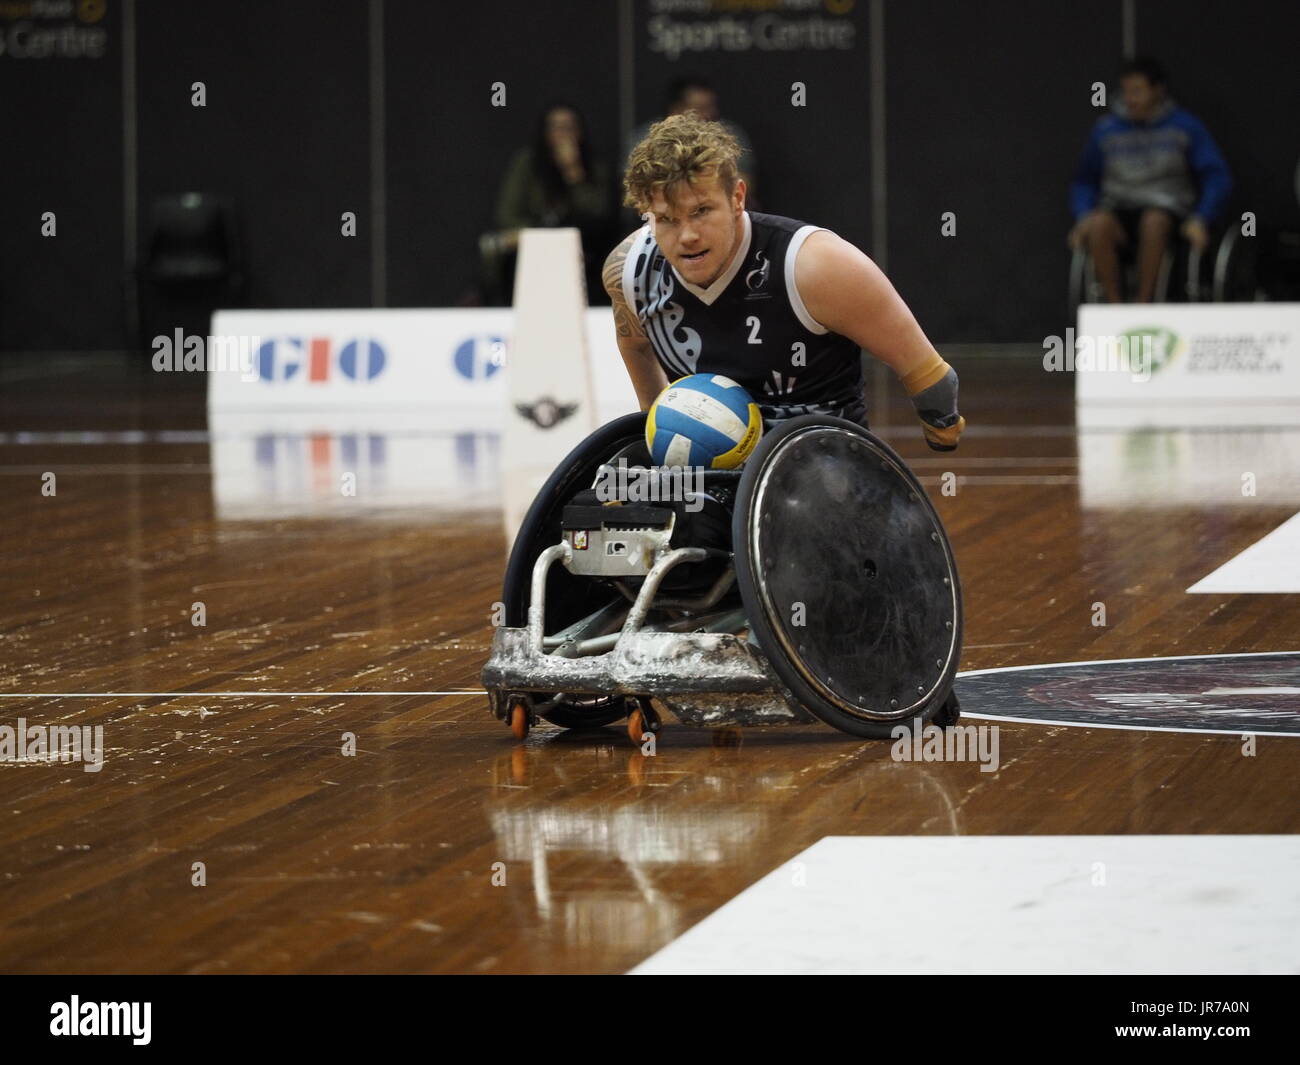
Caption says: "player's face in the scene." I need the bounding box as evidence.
[647,174,747,287]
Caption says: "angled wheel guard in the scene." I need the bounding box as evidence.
[481,413,963,737]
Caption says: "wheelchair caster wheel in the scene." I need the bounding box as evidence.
[508,698,530,740]
[627,700,661,743]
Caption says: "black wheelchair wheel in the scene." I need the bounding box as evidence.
[733,415,963,739]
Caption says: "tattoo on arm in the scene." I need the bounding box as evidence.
[603,234,644,339]
[612,301,642,339]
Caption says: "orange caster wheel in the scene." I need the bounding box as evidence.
[626,699,661,744]
[508,699,530,740]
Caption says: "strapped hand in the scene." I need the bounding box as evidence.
[900,354,965,452]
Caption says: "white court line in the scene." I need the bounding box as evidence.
[1205,686,1300,695]
[951,711,1299,738]
[3,653,1294,706]
[0,691,481,699]
[908,456,1079,467]
[5,655,1296,737]
[1188,511,1300,594]
[916,475,1079,486]
[957,649,1298,677]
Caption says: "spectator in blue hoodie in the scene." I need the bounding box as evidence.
[1069,57,1232,302]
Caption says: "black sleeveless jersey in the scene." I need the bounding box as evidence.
[620,210,867,428]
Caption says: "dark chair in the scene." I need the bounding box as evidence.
[128,193,246,353]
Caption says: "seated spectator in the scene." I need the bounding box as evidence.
[1069,57,1232,302]
[482,103,613,305]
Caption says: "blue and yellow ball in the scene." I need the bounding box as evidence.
[646,374,762,468]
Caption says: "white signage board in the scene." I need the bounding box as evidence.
[1073,303,1300,406]
[207,306,638,425]
[206,306,640,519]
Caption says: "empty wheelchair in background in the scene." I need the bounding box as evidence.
[1068,209,1258,317]
[481,411,963,742]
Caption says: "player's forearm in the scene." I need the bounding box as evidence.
[799,235,964,448]
[855,294,942,380]
[615,336,668,410]
[842,267,962,445]
[870,327,941,380]
[630,362,668,411]
[860,288,962,443]
[632,380,661,411]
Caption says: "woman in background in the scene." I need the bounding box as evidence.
[483,103,613,304]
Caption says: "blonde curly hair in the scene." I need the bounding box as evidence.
[623,112,741,212]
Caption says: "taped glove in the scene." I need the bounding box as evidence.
[900,354,965,451]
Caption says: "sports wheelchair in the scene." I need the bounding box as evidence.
[482,412,963,741]
[1068,212,1258,317]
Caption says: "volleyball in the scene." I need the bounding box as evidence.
[645,374,763,468]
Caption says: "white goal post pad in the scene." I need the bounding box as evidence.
[503,227,601,549]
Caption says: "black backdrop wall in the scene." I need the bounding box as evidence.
[3,0,1298,353]
[2,0,124,352]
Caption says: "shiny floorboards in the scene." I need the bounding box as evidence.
[1,354,1297,973]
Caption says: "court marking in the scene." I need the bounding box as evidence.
[4,651,1296,740]
[959,649,1297,674]
[952,713,1300,739]
[1187,510,1300,594]
[631,835,1300,975]
[0,691,481,699]
[957,651,1300,737]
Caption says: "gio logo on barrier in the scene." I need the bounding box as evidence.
[257,337,386,382]
[453,335,507,381]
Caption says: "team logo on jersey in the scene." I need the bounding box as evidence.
[744,251,771,299]
[761,370,798,397]
[516,397,579,429]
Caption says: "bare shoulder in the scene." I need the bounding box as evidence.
[793,229,884,331]
[794,229,871,287]
[601,229,644,300]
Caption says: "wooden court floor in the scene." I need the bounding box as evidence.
[1,354,1297,974]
